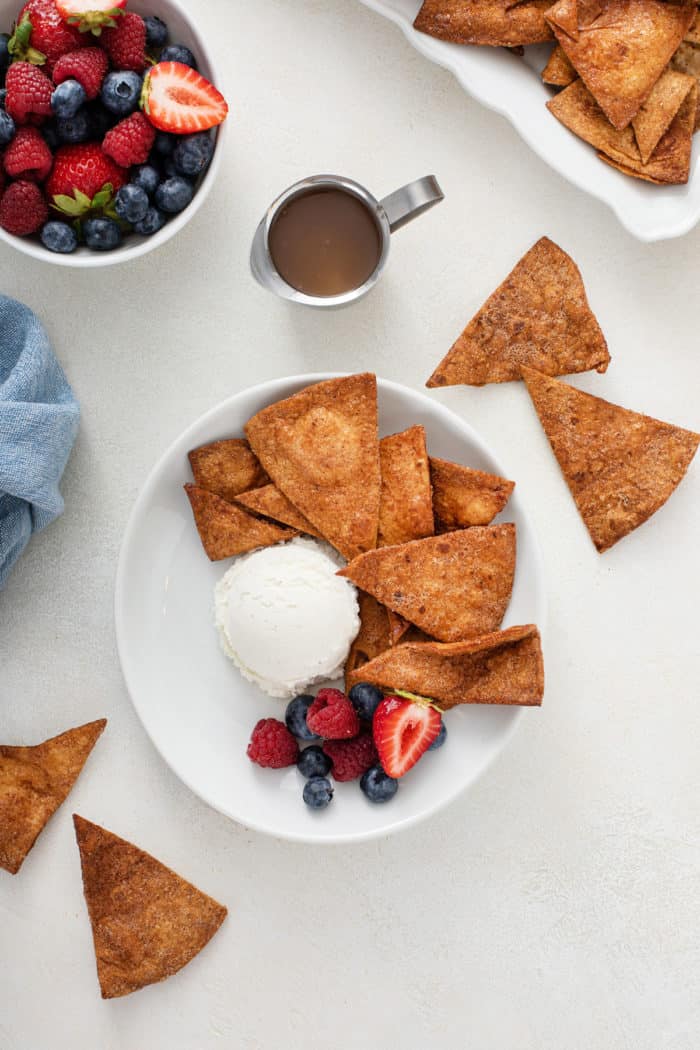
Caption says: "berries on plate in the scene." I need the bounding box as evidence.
[360,765,399,804]
[53,46,108,100]
[3,125,51,181]
[83,215,121,249]
[56,107,90,143]
[0,179,48,234]
[297,745,332,779]
[100,69,142,115]
[154,174,193,213]
[133,204,164,235]
[322,733,378,782]
[143,14,167,49]
[372,695,442,778]
[101,11,146,72]
[40,218,77,252]
[172,132,213,177]
[159,42,196,69]
[0,109,15,145]
[56,0,127,34]
[428,721,447,750]
[285,694,321,742]
[5,61,53,123]
[142,61,228,133]
[306,688,360,740]
[103,110,155,166]
[51,78,86,118]
[247,718,299,769]
[114,181,148,223]
[303,776,333,810]
[348,681,383,722]
[130,162,159,196]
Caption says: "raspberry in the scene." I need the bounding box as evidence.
[306,688,360,740]
[247,719,298,769]
[103,112,155,167]
[0,180,48,235]
[323,733,378,782]
[52,48,108,101]
[5,62,54,124]
[102,12,147,73]
[3,126,53,182]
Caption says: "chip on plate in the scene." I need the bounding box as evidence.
[338,524,516,642]
[0,720,106,875]
[632,68,695,164]
[430,456,515,530]
[669,42,700,129]
[378,425,435,548]
[184,483,296,560]
[73,815,227,998]
[413,0,554,46]
[188,439,269,502]
[542,45,577,86]
[245,374,381,562]
[522,367,700,552]
[345,590,394,688]
[235,484,322,538]
[426,237,610,387]
[599,84,697,183]
[545,0,694,130]
[346,624,544,709]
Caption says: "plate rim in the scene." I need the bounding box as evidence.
[114,373,547,844]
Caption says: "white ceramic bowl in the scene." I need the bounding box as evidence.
[115,374,547,844]
[0,0,227,266]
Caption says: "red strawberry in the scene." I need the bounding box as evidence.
[142,62,228,133]
[102,12,147,72]
[5,62,54,123]
[52,47,108,100]
[56,0,126,35]
[0,179,48,235]
[372,696,441,778]
[3,126,52,181]
[46,142,127,203]
[10,1,85,72]
[102,111,155,167]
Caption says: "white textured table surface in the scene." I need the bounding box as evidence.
[2,2,700,1047]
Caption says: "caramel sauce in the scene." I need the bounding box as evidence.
[268,189,382,297]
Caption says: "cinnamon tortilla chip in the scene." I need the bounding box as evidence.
[632,69,695,163]
[188,439,268,502]
[542,45,577,85]
[347,625,544,709]
[387,609,412,645]
[184,483,296,560]
[338,525,516,642]
[522,367,700,552]
[545,0,694,130]
[345,591,393,688]
[73,816,227,998]
[684,11,700,47]
[427,237,609,387]
[245,374,380,562]
[378,426,434,548]
[670,42,700,129]
[430,456,515,529]
[1,720,106,875]
[235,484,322,538]
[413,0,554,47]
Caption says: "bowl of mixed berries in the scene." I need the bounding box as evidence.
[0,0,228,264]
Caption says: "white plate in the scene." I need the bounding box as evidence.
[115,375,546,844]
[359,0,700,242]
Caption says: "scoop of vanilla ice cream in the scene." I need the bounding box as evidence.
[214,537,360,699]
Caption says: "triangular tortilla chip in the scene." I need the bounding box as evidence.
[0,720,106,875]
[188,439,268,502]
[430,456,515,530]
[545,0,581,39]
[685,11,700,47]
[73,816,227,998]
[413,0,554,46]
[545,0,694,130]
[345,591,393,688]
[542,45,577,85]
[426,237,609,387]
[378,426,434,548]
[522,367,700,552]
[245,374,381,562]
[346,625,544,709]
[338,525,516,642]
[603,83,697,182]
[670,42,700,130]
[235,484,322,538]
[184,484,296,560]
[387,609,412,645]
[632,68,694,163]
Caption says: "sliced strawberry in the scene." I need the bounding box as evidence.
[372,696,441,779]
[142,62,228,133]
[56,0,126,34]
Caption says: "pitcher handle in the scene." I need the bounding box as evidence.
[379,175,444,234]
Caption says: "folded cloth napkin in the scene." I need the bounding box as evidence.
[0,295,79,590]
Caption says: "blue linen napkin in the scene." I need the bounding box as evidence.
[0,295,79,590]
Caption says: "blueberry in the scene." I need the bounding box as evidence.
[51,79,86,119]
[144,15,168,49]
[0,108,15,146]
[131,163,160,197]
[0,34,9,80]
[101,70,142,115]
[56,108,90,144]
[114,183,149,224]
[160,44,197,69]
[153,130,176,156]
[303,776,333,810]
[84,217,122,251]
[428,721,447,750]
[173,132,213,178]
[155,175,193,213]
[86,100,116,139]
[349,682,383,722]
[297,746,332,779]
[40,221,78,254]
[284,695,320,741]
[360,765,399,804]
[134,205,166,236]
[161,155,179,179]
[0,87,7,110]
[41,121,59,151]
